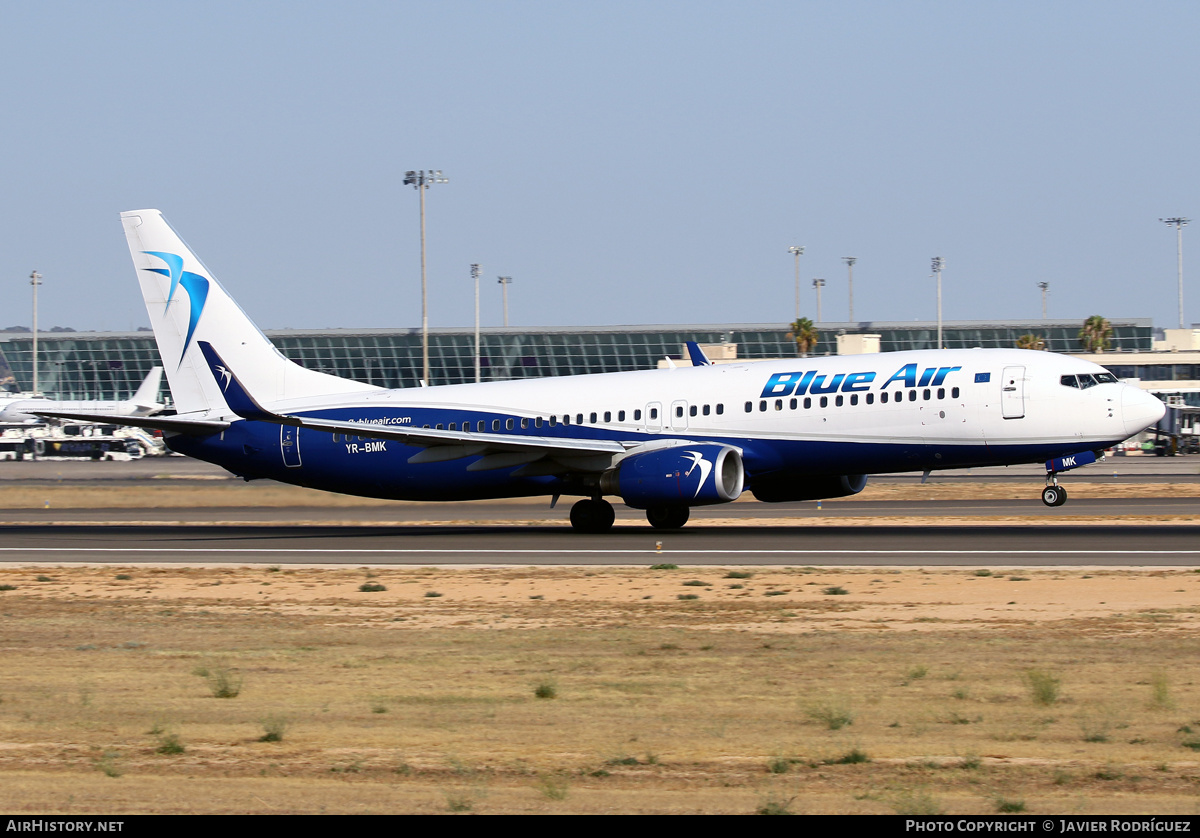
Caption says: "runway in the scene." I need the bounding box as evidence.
[1,456,1196,566]
[3,522,1200,566]
[0,494,1196,525]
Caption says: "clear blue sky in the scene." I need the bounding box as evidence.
[1,1,1197,333]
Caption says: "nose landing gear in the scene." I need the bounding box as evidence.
[1041,480,1068,507]
[1040,451,1103,507]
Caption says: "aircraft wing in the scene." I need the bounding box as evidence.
[284,413,627,457]
[30,407,627,468]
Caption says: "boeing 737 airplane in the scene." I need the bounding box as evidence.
[0,366,164,424]
[39,210,1166,532]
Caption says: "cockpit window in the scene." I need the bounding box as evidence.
[1062,372,1118,388]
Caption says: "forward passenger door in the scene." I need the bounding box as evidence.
[1001,366,1026,419]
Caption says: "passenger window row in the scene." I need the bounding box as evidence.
[744,387,961,413]
[398,403,727,433]
[335,386,965,440]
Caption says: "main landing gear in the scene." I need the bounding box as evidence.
[570,498,615,533]
[646,505,690,530]
[568,500,693,532]
[1041,476,1068,507]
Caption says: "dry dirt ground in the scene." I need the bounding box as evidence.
[5,562,1200,814]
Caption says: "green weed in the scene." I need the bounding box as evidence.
[258,715,288,742]
[195,664,242,698]
[755,794,796,815]
[534,773,569,801]
[156,733,185,755]
[892,789,943,815]
[807,699,854,730]
[1150,671,1173,709]
[1024,669,1060,706]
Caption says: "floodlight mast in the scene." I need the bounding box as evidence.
[843,257,857,321]
[1160,217,1190,330]
[471,264,481,383]
[404,169,448,386]
[29,270,42,397]
[788,246,804,319]
[812,277,825,323]
[497,276,512,327]
[931,257,945,349]
[1037,281,1049,320]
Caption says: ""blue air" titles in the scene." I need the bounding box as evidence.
[760,364,963,398]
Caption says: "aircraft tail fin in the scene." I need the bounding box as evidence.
[128,366,164,411]
[685,341,713,366]
[121,210,379,416]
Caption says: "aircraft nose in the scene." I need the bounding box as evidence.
[1122,385,1166,437]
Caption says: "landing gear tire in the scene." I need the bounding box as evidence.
[570,498,616,533]
[1041,485,1068,507]
[646,505,690,530]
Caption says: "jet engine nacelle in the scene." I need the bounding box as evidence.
[750,473,868,503]
[602,444,744,509]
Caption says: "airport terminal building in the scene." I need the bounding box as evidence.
[1,318,1196,404]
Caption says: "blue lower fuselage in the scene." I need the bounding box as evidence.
[167,405,1121,503]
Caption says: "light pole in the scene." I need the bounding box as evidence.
[29,271,42,396]
[404,169,448,385]
[812,278,826,323]
[788,246,804,320]
[1160,217,1190,329]
[931,257,945,349]
[843,257,857,321]
[497,276,512,327]
[1037,281,1049,319]
[471,264,481,383]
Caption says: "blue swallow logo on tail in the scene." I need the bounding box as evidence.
[141,251,210,364]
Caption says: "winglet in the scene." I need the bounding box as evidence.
[197,341,296,424]
[685,341,712,366]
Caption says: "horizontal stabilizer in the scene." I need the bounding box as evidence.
[30,411,229,435]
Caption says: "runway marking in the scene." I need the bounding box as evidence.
[4,548,1200,556]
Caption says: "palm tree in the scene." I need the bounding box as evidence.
[1078,316,1113,353]
[787,318,819,357]
[1015,333,1045,351]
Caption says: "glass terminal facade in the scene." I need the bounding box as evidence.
[0,319,1163,402]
